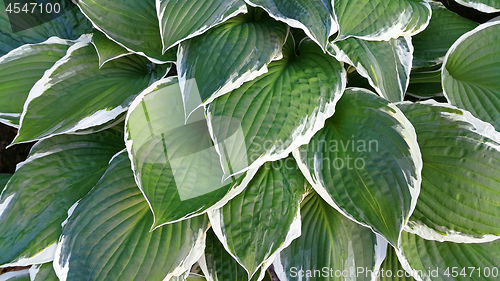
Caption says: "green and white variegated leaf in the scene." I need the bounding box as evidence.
[412,2,478,68]
[0,269,30,281]
[329,36,412,102]
[186,273,208,281]
[91,31,133,68]
[54,151,209,281]
[76,0,173,63]
[452,0,500,13]
[0,0,92,56]
[396,101,500,243]
[0,130,123,267]
[273,192,388,281]
[208,157,308,279]
[126,77,260,227]
[207,37,346,179]
[199,228,268,281]
[397,231,500,281]
[30,263,58,281]
[0,174,11,188]
[293,88,422,246]
[0,37,72,127]
[157,0,247,53]
[13,34,169,144]
[378,246,416,281]
[243,0,336,50]
[406,65,443,99]
[442,20,500,131]
[177,11,287,117]
[333,0,431,41]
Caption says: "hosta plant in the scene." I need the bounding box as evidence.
[1,0,500,280]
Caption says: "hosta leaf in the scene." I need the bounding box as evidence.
[30,263,58,281]
[333,0,431,41]
[54,151,209,281]
[379,246,416,281]
[208,157,307,278]
[442,20,500,131]
[452,0,500,13]
[412,2,478,68]
[0,269,30,281]
[178,10,287,117]
[0,130,123,267]
[243,0,336,50]
[91,31,133,68]
[207,38,346,177]
[126,77,259,226]
[76,0,172,62]
[0,174,11,188]
[397,231,500,281]
[273,192,387,281]
[329,36,412,102]
[13,34,169,144]
[396,101,500,242]
[157,0,247,53]
[0,0,92,56]
[0,37,72,127]
[293,88,422,246]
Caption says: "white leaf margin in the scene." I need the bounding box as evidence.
[453,0,500,13]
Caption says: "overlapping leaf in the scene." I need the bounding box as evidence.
[0,130,123,267]
[412,2,478,68]
[91,31,133,68]
[0,174,11,188]
[0,0,92,56]
[397,231,500,281]
[397,101,500,242]
[273,192,387,281]
[207,37,345,177]
[329,36,412,102]
[442,20,500,131]
[379,246,416,281]
[30,262,58,281]
[54,151,209,281]
[208,157,307,278]
[158,0,247,53]
[177,10,287,116]
[452,0,500,13]
[0,37,72,127]
[126,77,259,227]
[13,34,169,144]
[294,88,422,246]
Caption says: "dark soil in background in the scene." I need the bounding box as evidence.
[0,123,34,174]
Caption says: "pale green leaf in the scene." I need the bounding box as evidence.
[207,37,345,177]
[442,20,500,131]
[0,37,72,127]
[378,246,416,281]
[294,88,422,246]
[208,156,307,278]
[14,34,169,144]
[177,10,287,116]
[0,130,123,267]
[452,0,500,13]
[91,31,133,68]
[397,101,500,242]
[54,151,209,281]
[30,262,58,281]
[329,36,412,102]
[273,192,387,281]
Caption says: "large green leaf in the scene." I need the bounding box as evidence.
[379,246,416,281]
[397,231,500,281]
[396,101,500,242]
[208,156,307,278]
[177,10,287,116]
[333,0,431,41]
[126,77,260,227]
[76,0,172,62]
[158,0,247,53]
[243,0,336,50]
[273,192,387,281]
[329,36,412,102]
[442,20,500,131]
[13,34,169,144]
[54,151,209,281]
[0,130,123,267]
[294,88,422,246]
[207,37,345,178]
[0,37,72,127]
[412,2,479,68]
[30,262,58,281]
[0,0,92,56]
[452,0,500,13]
[91,31,133,68]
